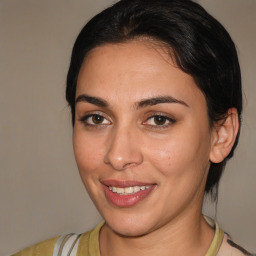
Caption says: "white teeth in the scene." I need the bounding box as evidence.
[134,186,140,192]
[108,185,152,195]
[116,187,124,194]
[124,187,133,194]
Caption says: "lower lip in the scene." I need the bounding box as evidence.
[103,185,156,207]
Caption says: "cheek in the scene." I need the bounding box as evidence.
[145,125,212,178]
[73,130,104,176]
[146,139,188,177]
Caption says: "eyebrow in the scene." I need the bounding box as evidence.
[75,94,189,109]
[136,96,189,109]
[75,94,109,108]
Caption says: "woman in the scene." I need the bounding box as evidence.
[14,0,254,255]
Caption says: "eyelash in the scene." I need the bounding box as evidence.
[143,114,176,129]
[79,112,176,129]
[79,113,111,128]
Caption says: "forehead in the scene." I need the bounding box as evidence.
[76,40,205,108]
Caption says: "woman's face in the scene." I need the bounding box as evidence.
[73,41,215,236]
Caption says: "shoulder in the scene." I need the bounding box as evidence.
[12,222,104,256]
[12,236,59,256]
[218,233,255,256]
[77,222,104,255]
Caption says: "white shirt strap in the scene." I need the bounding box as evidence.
[52,233,81,256]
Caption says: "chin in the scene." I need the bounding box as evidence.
[104,211,156,237]
[109,222,150,237]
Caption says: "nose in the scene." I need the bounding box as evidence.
[104,126,144,171]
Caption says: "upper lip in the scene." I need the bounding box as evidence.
[101,179,155,188]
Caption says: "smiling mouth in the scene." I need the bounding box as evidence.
[101,180,156,207]
[108,185,152,195]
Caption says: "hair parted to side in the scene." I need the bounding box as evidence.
[66,0,242,200]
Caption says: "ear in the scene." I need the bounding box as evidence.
[210,108,239,163]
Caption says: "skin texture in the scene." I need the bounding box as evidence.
[73,40,239,256]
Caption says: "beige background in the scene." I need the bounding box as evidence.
[0,0,255,255]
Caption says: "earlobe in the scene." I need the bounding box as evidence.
[210,108,239,163]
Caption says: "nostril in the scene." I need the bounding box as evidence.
[123,162,138,169]
[104,150,144,171]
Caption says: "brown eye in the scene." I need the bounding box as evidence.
[92,115,104,124]
[79,114,111,126]
[153,116,168,125]
[143,114,175,128]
